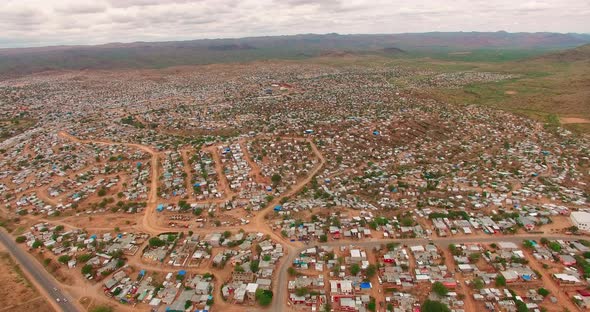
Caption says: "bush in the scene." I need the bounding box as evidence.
[15,236,26,243]
[432,282,449,297]
[58,255,72,264]
[421,300,451,312]
[271,174,282,185]
[81,264,93,275]
[537,288,550,297]
[250,260,260,273]
[255,289,273,306]
[350,264,360,276]
[149,237,166,247]
[97,188,107,196]
[495,274,506,287]
[366,264,377,278]
[368,298,376,312]
[77,253,93,263]
[90,305,113,312]
[295,287,308,296]
[472,277,484,290]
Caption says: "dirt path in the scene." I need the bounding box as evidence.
[180,147,195,199]
[522,248,581,312]
[560,117,590,124]
[56,131,329,312]
[439,246,477,312]
[202,144,235,200]
[367,248,385,307]
[239,138,268,184]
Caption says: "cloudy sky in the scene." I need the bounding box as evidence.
[1,0,589,48]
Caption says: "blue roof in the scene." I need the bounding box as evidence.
[360,282,372,289]
[522,275,532,281]
[178,270,187,276]
[274,205,282,211]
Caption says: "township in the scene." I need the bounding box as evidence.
[0,60,589,312]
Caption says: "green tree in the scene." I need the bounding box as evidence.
[149,237,166,247]
[255,289,273,306]
[548,242,562,252]
[472,277,484,290]
[515,299,529,312]
[271,173,282,185]
[421,300,451,312]
[81,264,93,275]
[432,282,449,297]
[295,287,309,296]
[495,274,506,287]
[97,188,107,196]
[368,298,377,312]
[366,264,377,278]
[350,264,361,276]
[537,288,550,297]
[250,260,260,273]
[58,255,72,264]
[15,236,26,243]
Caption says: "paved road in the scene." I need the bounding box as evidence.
[273,233,587,311]
[0,229,79,312]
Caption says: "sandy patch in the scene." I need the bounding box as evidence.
[505,90,518,95]
[560,117,590,124]
[0,252,55,312]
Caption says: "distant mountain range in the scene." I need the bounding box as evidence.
[1,32,589,78]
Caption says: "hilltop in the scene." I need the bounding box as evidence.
[534,43,590,62]
[0,32,589,79]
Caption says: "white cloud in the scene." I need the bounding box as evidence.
[0,0,588,47]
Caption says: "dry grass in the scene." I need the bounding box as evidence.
[0,252,55,312]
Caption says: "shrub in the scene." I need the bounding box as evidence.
[255,289,273,306]
[432,282,449,297]
[537,288,550,297]
[149,237,166,247]
[421,300,450,312]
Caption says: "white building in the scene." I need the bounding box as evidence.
[570,211,590,232]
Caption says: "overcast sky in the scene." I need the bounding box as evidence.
[1,0,589,48]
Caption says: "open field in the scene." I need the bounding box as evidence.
[0,249,55,312]
[375,44,590,133]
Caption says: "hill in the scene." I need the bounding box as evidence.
[416,43,590,133]
[0,32,589,79]
[534,43,590,62]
